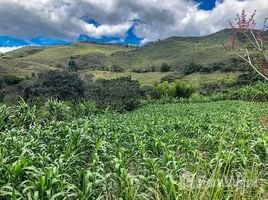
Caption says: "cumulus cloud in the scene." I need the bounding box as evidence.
[0,0,267,43]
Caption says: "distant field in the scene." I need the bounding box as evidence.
[81,70,173,85]
[181,72,241,84]
[82,70,240,85]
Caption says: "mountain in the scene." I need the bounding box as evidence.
[0,29,258,85]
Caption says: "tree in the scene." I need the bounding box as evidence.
[224,10,268,81]
[24,70,85,102]
[86,77,142,111]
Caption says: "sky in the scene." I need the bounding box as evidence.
[0,0,267,51]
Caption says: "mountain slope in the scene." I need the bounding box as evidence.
[0,29,254,80]
[111,29,234,70]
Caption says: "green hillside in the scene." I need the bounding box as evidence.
[113,29,234,70]
[0,29,253,84]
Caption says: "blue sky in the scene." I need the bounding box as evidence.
[0,0,266,50]
[195,0,217,10]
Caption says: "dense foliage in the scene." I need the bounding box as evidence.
[0,101,267,199]
[182,59,248,76]
[1,75,24,85]
[211,81,268,102]
[160,63,171,72]
[156,81,197,98]
[86,77,142,111]
[23,71,85,102]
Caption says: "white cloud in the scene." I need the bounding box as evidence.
[0,46,23,53]
[0,0,267,43]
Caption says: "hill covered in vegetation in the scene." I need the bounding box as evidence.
[0,29,240,74]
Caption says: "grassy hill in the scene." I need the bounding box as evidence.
[0,29,255,84]
[113,29,234,70]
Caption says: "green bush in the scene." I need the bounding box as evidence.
[86,77,142,111]
[183,63,202,75]
[174,82,197,98]
[156,81,196,98]
[160,63,171,72]
[2,75,23,85]
[156,81,176,97]
[141,85,161,99]
[210,82,268,102]
[23,70,85,102]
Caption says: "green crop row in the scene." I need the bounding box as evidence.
[0,100,267,199]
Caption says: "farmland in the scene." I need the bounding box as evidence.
[0,100,267,199]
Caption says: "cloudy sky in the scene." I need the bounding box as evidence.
[0,0,267,47]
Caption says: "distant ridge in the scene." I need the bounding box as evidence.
[0,28,266,77]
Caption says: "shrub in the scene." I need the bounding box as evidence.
[174,82,197,98]
[183,63,202,75]
[210,82,268,102]
[23,70,85,102]
[86,77,142,111]
[141,86,161,99]
[156,81,196,98]
[156,81,176,97]
[234,71,262,86]
[2,75,23,85]
[160,63,171,72]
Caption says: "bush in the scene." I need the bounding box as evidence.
[23,70,85,102]
[183,63,202,75]
[174,82,197,98]
[160,63,171,72]
[210,82,268,102]
[141,86,161,99]
[156,81,176,97]
[156,81,196,98]
[86,77,142,111]
[2,75,23,85]
[234,71,262,86]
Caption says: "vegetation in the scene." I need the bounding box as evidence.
[23,70,85,102]
[156,81,197,99]
[0,100,267,199]
[68,56,78,72]
[225,10,268,80]
[86,77,142,111]
[0,13,267,200]
[160,63,171,72]
[1,29,266,77]
[210,81,268,102]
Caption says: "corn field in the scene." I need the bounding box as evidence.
[0,100,267,199]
